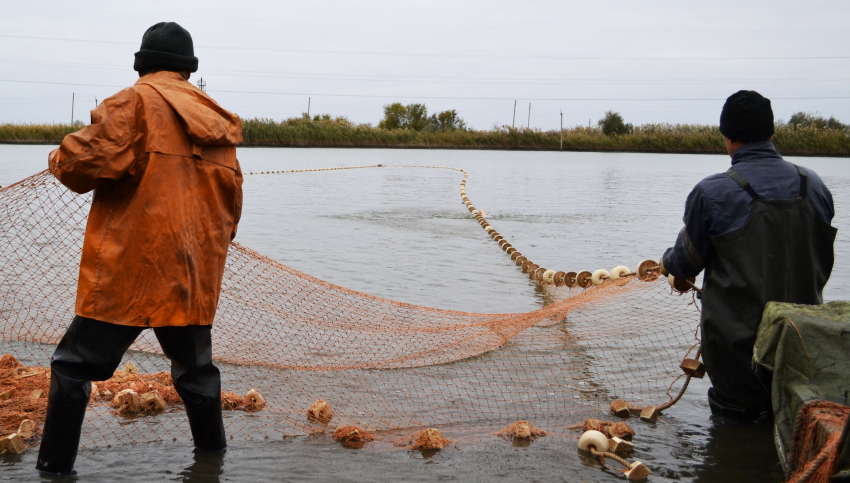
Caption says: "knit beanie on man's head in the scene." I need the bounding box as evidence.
[133,22,198,74]
[719,90,774,143]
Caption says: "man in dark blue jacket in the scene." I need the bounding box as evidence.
[661,90,836,420]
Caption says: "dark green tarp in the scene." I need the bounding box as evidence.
[754,300,850,478]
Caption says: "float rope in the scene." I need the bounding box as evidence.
[590,447,632,469]
[245,164,670,289]
[793,448,831,483]
[246,163,701,418]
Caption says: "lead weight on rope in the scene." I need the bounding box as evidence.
[636,260,660,280]
[639,406,660,423]
[610,399,631,418]
[624,462,651,481]
[542,270,556,284]
[591,269,610,286]
[680,358,705,378]
[608,437,634,453]
[565,271,577,287]
[0,433,25,454]
[575,271,593,288]
[609,266,631,280]
[553,271,566,286]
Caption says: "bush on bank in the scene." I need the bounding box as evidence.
[2,118,849,156]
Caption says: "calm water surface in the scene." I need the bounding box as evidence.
[1,145,847,482]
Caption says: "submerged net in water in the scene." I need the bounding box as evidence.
[0,169,700,447]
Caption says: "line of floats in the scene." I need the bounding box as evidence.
[243,162,709,481]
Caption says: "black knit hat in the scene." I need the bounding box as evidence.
[719,90,774,143]
[133,22,198,74]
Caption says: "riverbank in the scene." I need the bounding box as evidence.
[3,119,849,156]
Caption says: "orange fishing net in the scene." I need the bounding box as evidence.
[786,401,850,483]
[0,169,700,448]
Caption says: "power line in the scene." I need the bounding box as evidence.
[1,78,847,102]
[2,58,849,86]
[1,34,848,61]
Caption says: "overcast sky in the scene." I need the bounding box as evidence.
[1,0,848,130]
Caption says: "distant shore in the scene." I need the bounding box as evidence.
[3,119,849,157]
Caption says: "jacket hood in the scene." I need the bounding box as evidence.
[137,72,242,146]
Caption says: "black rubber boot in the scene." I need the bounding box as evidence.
[707,387,771,422]
[185,398,227,453]
[35,316,143,475]
[154,325,226,452]
[35,371,89,474]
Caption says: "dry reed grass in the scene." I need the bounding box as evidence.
[3,119,848,156]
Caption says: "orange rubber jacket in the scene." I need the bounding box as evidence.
[48,71,243,327]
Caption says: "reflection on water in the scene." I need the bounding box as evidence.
[179,450,226,483]
[1,146,847,481]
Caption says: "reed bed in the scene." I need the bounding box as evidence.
[3,119,849,156]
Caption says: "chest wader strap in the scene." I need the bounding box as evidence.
[725,169,760,200]
[726,165,809,201]
[795,165,809,199]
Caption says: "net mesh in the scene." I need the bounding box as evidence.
[0,169,700,447]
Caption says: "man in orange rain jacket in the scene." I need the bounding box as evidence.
[36,22,243,475]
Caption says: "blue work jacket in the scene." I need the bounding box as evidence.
[662,141,835,279]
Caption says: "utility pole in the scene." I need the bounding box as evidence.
[560,110,563,151]
[95,96,98,108]
[307,97,311,118]
[527,103,531,129]
[512,100,516,129]
[196,77,206,92]
[71,93,74,125]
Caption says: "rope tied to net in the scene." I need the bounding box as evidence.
[792,448,832,483]
[657,346,701,412]
[590,447,632,469]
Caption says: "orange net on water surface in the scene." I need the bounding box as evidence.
[0,169,701,448]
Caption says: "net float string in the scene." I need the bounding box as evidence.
[245,163,704,420]
[245,164,685,293]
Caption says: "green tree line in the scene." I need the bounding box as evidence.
[1,109,848,156]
